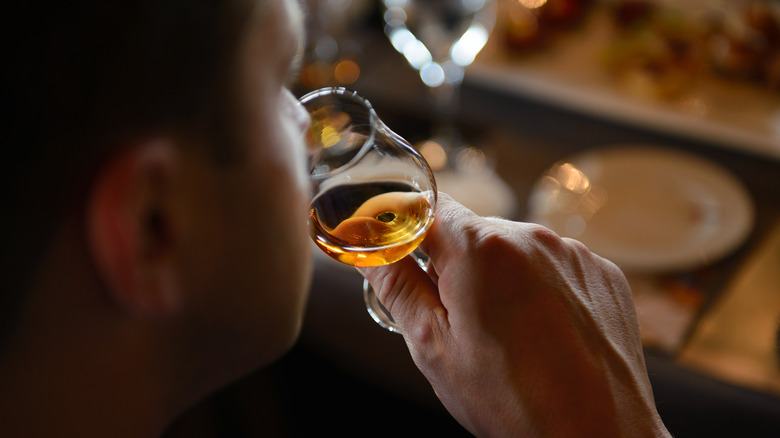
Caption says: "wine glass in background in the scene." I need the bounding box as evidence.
[381,0,516,220]
[382,0,497,169]
[301,87,437,332]
[300,0,374,89]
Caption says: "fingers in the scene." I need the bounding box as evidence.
[358,194,475,336]
[359,254,448,337]
[417,193,479,266]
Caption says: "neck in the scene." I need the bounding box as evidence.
[0,221,188,437]
[0,316,181,438]
[2,363,170,437]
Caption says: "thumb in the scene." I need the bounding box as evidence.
[359,255,448,335]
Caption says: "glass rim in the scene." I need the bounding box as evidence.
[298,86,374,109]
[300,87,380,181]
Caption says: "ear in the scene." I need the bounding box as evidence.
[86,139,181,317]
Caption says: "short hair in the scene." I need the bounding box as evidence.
[1,0,258,345]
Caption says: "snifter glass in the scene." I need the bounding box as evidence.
[301,87,437,332]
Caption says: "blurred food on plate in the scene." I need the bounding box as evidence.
[495,0,780,100]
[499,0,595,50]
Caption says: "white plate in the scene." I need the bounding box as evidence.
[528,145,755,273]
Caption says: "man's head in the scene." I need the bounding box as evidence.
[2,0,312,425]
[4,0,244,303]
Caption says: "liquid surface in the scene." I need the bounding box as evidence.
[309,182,434,267]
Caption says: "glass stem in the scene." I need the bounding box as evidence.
[428,78,464,160]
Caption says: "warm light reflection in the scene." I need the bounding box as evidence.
[535,161,609,236]
[334,59,361,84]
[580,185,608,219]
[554,162,591,193]
[418,140,448,171]
[309,109,351,149]
[300,62,333,89]
[518,0,548,9]
[507,3,539,39]
[319,125,341,149]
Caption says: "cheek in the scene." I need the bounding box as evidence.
[279,118,311,200]
[252,107,310,240]
[215,122,312,362]
[253,106,313,274]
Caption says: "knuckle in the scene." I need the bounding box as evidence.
[466,220,516,259]
[371,268,404,310]
[405,309,448,358]
[561,236,590,254]
[527,223,565,247]
[406,316,436,345]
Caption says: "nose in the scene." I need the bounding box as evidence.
[283,89,317,166]
[293,97,311,135]
[283,89,311,134]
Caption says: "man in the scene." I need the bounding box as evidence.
[0,0,670,436]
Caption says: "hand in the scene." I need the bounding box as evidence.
[360,194,670,437]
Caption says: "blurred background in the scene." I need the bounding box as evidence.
[167,1,780,436]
